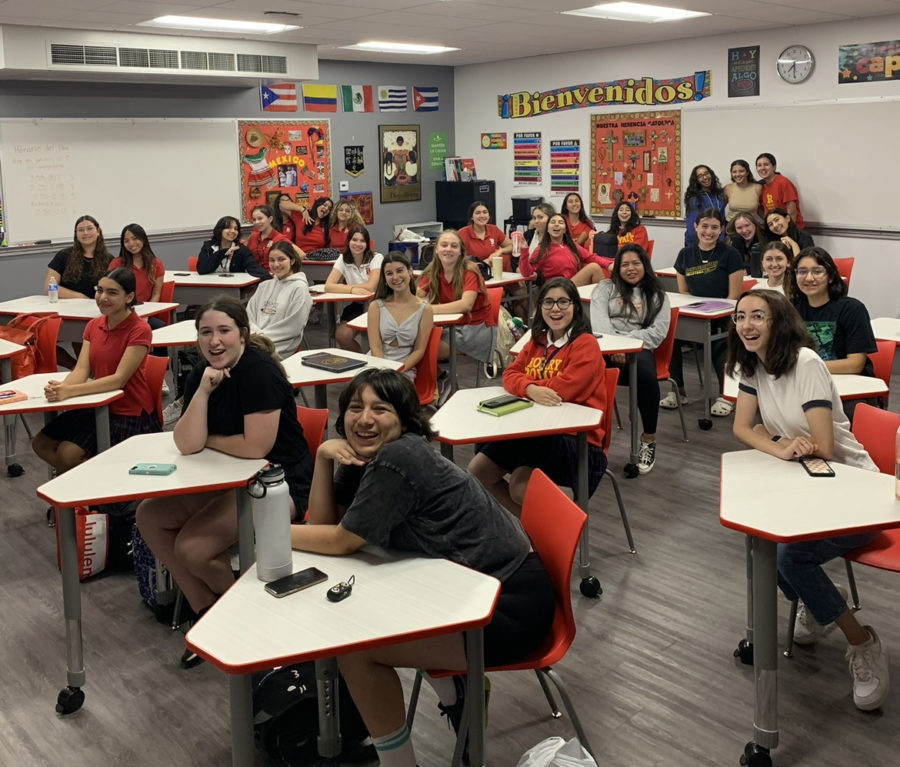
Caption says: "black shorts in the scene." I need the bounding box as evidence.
[339,301,366,323]
[41,409,161,456]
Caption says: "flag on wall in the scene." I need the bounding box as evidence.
[260,82,298,112]
[302,83,338,112]
[378,85,408,111]
[341,84,374,113]
[413,86,439,112]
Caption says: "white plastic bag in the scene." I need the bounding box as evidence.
[516,737,597,767]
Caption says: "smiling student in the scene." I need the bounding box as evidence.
[109,223,164,305]
[458,200,512,270]
[751,241,792,294]
[562,192,595,247]
[325,225,383,353]
[197,215,270,280]
[608,201,650,252]
[764,208,814,257]
[683,164,726,246]
[756,152,805,229]
[520,213,607,286]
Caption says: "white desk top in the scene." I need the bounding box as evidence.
[150,320,197,347]
[0,338,26,359]
[871,317,900,345]
[665,292,736,316]
[186,548,500,673]
[719,450,900,542]
[0,371,123,415]
[486,271,532,288]
[0,296,178,321]
[722,369,888,402]
[431,385,602,445]
[37,431,267,508]
[282,348,403,388]
[165,270,260,288]
[509,329,643,357]
[655,266,677,278]
[346,311,463,332]
[309,285,375,303]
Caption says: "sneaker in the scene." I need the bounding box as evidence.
[161,379,170,396]
[436,376,452,408]
[846,626,890,711]
[162,396,184,426]
[659,391,688,409]
[438,675,491,766]
[793,584,849,645]
[638,440,656,474]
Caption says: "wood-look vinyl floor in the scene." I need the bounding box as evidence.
[2,328,899,767]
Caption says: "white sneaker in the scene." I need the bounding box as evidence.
[162,396,184,426]
[659,391,688,409]
[846,626,890,711]
[637,440,656,474]
[793,584,849,645]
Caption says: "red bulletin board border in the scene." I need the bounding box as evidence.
[590,111,681,218]
[238,119,332,223]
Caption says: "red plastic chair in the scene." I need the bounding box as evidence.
[645,240,655,260]
[157,280,176,326]
[413,327,442,407]
[295,406,328,459]
[475,287,505,386]
[833,257,854,290]
[653,306,688,442]
[142,355,169,427]
[742,278,757,292]
[600,367,636,552]
[868,339,895,408]
[405,470,595,761]
[187,256,199,271]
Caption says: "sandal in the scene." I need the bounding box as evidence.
[660,391,689,409]
[711,397,734,417]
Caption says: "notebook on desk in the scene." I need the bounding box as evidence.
[300,353,367,373]
[0,389,27,405]
[683,300,732,312]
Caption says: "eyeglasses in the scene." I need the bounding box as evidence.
[794,267,827,278]
[696,172,712,179]
[541,298,573,310]
[732,311,770,326]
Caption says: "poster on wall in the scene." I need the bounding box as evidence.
[839,39,900,83]
[550,140,580,193]
[481,133,507,149]
[429,132,448,170]
[344,145,364,177]
[238,120,332,222]
[340,191,374,224]
[513,132,542,185]
[379,124,421,203]
[590,111,681,217]
[728,46,760,97]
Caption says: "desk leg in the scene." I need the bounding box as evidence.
[623,352,640,479]
[228,674,254,767]
[463,628,486,767]
[440,442,454,461]
[235,487,254,575]
[449,326,459,394]
[314,383,328,410]
[316,658,343,759]
[700,325,713,428]
[574,432,601,598]
[56,504,87,714]
[734,536,755,666]
[94,405,111,453]
[0,359,18,476]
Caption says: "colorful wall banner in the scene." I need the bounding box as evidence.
[513,132,542,185]
[839,39,900,83]
[728,46,760,97]
[590,111,681,218]
[480,132,508,149]
[344,145,364,177]
[550,140,580,194]
[498,72,709,119]
[238,120,332,222]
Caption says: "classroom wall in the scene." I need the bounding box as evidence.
[453,15,900,318]
[0,58,454,300]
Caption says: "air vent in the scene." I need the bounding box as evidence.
[149,50,179,69]
[119,48,149,68]
[84,46,117,66]
[50,44,86,65]
[51,43,118,67]
[180,51,208,70]
[208,52,235,71]
[238,54,287,74]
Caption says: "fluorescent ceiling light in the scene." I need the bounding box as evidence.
[562,3,709,23]
[340,41,459,55]
[140,15,300,34]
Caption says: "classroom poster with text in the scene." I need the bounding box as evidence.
[513,132,542,185]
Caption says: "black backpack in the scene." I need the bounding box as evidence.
[253,662,374,765]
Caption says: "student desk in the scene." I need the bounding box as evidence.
[654,266,679,292]
[431,385,605,597]
[0,371,123,473]
[871,317,900,345]
[719,450,900,766]
[0,340,26,473]
[722,370,888,403]
[164,270,260,308]
[309,284,375,347]
[0,296,178,342]
[150,319,196,385]
[186,549,500,767]
[0,337,25,384]
[300,258,337,285]
[282,348,402,409]
[35,431,267,716]
[509,329,645,477]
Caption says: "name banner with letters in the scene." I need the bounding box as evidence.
[839,39,900,83]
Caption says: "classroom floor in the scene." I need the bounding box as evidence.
[2,327,899,767]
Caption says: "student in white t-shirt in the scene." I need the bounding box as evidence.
[324,226,383,352]
[750,241,791,294]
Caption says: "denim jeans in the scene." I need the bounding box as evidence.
[777,532,876,625]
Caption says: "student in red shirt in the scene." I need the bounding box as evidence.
[246,204,302,271]
[292,197,333,254]
[519,213,606,285]
[109,224,165,305]
[458,201,512,270]
[328,199,366,252]
[608,201,650,251]
[562,192,595,247]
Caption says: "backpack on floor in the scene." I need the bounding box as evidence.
[53,502,136,581]
[131,524,177,623]
[253,662,374,765]
[0,313,54,378]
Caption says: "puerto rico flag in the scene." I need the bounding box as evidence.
[413,86,439,112]
[301,83,338,112]
[260,82,298,112]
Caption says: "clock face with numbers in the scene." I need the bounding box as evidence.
[777,45,815,84]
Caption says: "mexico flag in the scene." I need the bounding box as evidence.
[341,85,374,113]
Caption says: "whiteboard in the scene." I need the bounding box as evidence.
[0,119,239,244]
[681,99,900,232]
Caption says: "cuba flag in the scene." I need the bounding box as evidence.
[413,86,439,112]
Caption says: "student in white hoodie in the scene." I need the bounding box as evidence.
[247,241,312,359]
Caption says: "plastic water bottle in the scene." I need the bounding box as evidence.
[895,424,900,501]
[511,231,523,259]
[48,276,59,303]
[248,464,293,582]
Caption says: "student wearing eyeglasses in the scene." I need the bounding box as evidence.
[468,277,607,517]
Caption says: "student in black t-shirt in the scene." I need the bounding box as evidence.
[136,295,313,669]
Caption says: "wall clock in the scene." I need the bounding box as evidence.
[777,44,815,84]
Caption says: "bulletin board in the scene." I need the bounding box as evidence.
[238,119,332,222]
[590,110,681,218]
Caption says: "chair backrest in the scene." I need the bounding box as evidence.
[833,257,854,288]
[32,313,63,374]
[157,281,176,326]
[851,404,900,476]
[142,355,169,427]
[187,256,199,271]
[518,469,587,665]
[868,339,895,392]
[645,240,654,260]
[653,306,681,381]
[486,286,503,328]
[601,366,620,454]
[742,278,757,292]
[413,326,443,406]
[295,406,328,459]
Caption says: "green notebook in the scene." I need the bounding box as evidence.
[476,395,534,417]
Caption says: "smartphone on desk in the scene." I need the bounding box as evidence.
[129,463,177,476]
[265,567,328,598]
[799,456,835,478]
[478,394,523,409]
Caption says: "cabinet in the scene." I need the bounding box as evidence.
[435,181,496,230]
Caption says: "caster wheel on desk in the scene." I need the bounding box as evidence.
[623,462,639,479]
[739,742,771,767]
[46,507,56,527]
[7,462,24,477]
[56,686,85,715]
[733,638,754,665]
[698,418,712,431]
[580,577,602,598]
